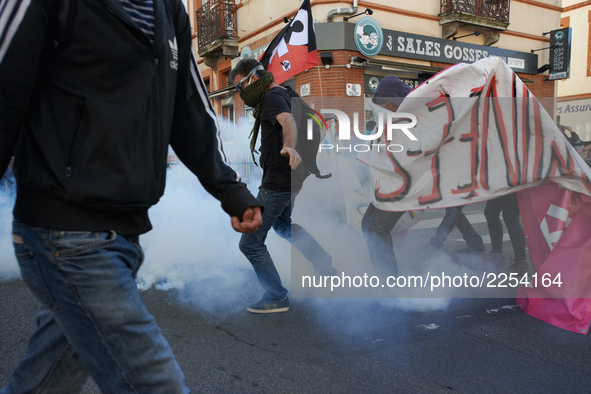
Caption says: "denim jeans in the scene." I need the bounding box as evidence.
[429,206,483,249]
[1,221,189,394]
[239,188,332,301]
[361,203,404,277]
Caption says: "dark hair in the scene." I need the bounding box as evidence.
[228,58,266,85]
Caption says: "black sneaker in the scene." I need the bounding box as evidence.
[456,244,485,254]
[510,259,534,277]
[247,297,290,314]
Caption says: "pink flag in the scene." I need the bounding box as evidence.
[517,180,591,334]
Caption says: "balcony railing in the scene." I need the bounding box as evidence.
[195,0,238,50]
[440,0,510,24]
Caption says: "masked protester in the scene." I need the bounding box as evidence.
[230,58,337,313]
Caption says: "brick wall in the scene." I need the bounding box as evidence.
[233,90,245,118]
[296,51,364,98]
[520,72,556,116]
[295,50,366,126]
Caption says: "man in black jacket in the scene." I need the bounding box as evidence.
[0,1,261,392]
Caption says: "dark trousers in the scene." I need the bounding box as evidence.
[429,206,483,249]
[484,194,527,261]
[361,203,404,277]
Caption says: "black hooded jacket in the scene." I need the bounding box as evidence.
[0,0,258,234]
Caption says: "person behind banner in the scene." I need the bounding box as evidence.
[484,193,531,275]
[230,58,337,314]
[425,206,485,254]
[365,120,377,136]
[559,125,591,161]
[361,76,413,278]
[0,1,262,392]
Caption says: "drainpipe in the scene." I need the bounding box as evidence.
[327,0,358,22]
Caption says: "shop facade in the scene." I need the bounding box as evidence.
[187,0,563,177]
[189,0,560,117]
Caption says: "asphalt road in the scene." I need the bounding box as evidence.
[1,203,591,393]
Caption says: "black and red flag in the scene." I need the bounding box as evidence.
[259,0,318,85]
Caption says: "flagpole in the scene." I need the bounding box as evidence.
[316,65,324,109]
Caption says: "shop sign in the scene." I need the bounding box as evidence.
[364,75,423,94]
[353,16,383,57]
[240,46,252,60]
[340,23,538,74]
[549,28,571,81]
[368,76,380,92]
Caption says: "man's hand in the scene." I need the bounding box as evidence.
[231,206,262,233]
[276,112,301,169]
[280,147,302,169]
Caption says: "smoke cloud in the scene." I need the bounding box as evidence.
[137,118,280,315]
[0,117,470,320]
[0,186,17,280]
[0,119,276,316]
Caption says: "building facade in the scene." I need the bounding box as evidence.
[556,0,591,140]
[185,0,565,178]
[188,0,561,110]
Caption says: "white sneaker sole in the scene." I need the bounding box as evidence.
[246,306,290,314]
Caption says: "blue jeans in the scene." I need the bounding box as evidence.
[1,221,189,394]
[239,188,332,301]
[429,206,483,249]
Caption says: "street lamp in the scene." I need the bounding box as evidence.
[344,8,373,22]
[453,31,482,41]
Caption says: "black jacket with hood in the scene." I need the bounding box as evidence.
[0,0,258,235]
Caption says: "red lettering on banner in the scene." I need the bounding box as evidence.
[546,136,591,194]
[543,138,591,194]
[375,119,412,202]
[479,83,491,190]
[452,86,484,197]
[531,101,544,182]
[374,157,412,202]
[418,94,454,205]
[546,140,575,178]
[579,168,591,194]
[520,85,531,183]
[491,75,521,186]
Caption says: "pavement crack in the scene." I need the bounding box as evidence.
[214,325,271,352]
